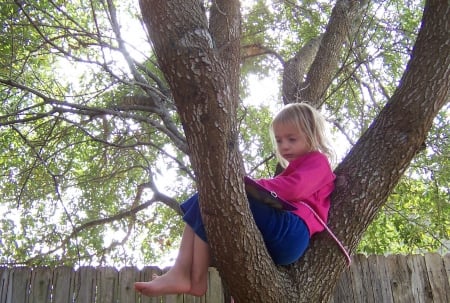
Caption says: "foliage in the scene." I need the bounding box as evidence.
[0,0,448,268]
[359,106,450,255]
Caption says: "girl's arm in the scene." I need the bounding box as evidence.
[256,153,335,201]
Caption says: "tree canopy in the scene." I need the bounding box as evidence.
[0,0,449,300]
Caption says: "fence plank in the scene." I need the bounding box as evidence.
[205,268,223,303]
[182,293,199,303]
[165,294,183,303]
[444,254,450,293]
[424,253,450,303]
[349,254,369,302]
[29,267,52,303]
[74,266,96,303]
[118,267,140,303]
[365,255,385,303]
[370,255,393,303]
[359,254,376,303]
[6,267,31,303]
[97,267,118,303]
[387,254,416,303]
[406,254,433,303]
[52,266,75,303]
[0,268,9,303]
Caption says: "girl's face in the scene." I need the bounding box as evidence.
[273,122,310,162]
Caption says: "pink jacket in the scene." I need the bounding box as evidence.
[255,151,336,236]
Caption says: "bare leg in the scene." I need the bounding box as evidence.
[188,227,210,296]
[134,224,210,297]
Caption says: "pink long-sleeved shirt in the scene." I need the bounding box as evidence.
[255,151,335,236]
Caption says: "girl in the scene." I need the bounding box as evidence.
[135,103,336,297]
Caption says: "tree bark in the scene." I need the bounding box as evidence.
[282,36,322,103]
[139,0,290,301]
[295,0,364,107]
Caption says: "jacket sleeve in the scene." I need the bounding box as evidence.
[255,153,335,202]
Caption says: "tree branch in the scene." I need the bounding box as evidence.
[297,0,366,106]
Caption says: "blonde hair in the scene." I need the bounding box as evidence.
[269,103,335,167]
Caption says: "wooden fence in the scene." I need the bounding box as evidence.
[330,253,450,303]
[1,253,449,303]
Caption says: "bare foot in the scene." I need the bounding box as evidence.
[134,270,191,297]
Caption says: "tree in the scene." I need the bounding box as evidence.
[0,0,448,302]
[138,0,449,301]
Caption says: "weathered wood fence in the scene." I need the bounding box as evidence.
[1,253,449,303]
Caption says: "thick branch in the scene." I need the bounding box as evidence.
[241,43,285,65]
[139,1,293,301]
[282,36,322,103]
[292,0,450,301]
[297,0,364,106]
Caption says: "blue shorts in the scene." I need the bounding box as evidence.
[180,193,310,265]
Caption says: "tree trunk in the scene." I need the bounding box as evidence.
[139,0,450,302]
[139,0,289,301]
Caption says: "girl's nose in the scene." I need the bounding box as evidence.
[279,141,288,151]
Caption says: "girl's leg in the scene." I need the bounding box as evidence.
[188,228,210,296]
[134,224,210,297]
[249,197,310,265]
